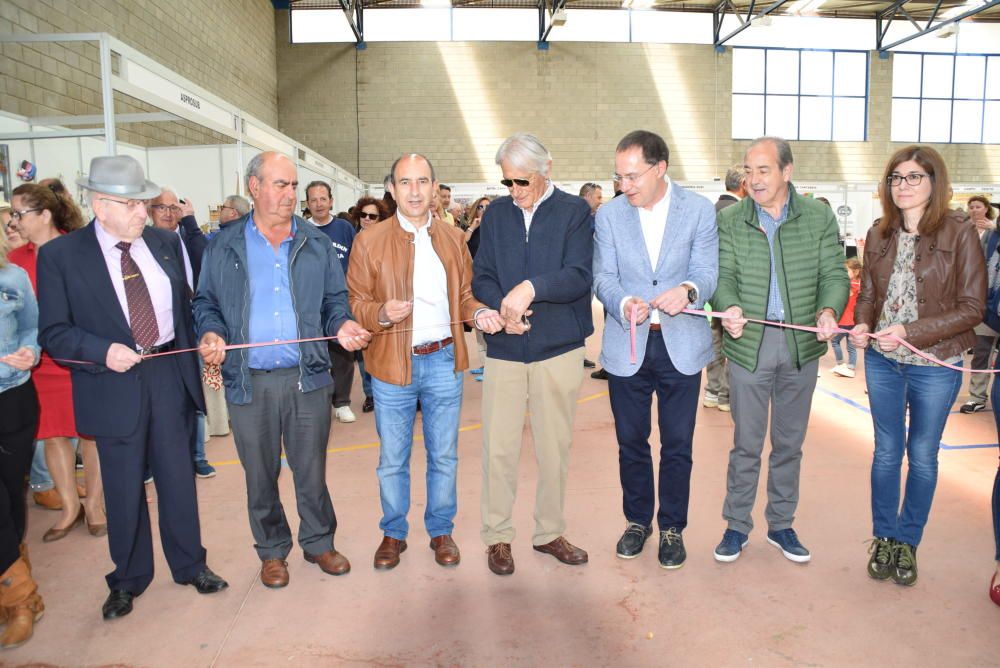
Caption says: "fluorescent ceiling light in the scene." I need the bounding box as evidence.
[421,0,451,7]
[942,0,986,20]
[787,0,825,16]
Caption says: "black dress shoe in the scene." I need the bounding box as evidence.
[362,396,375,413]
[583,358,596,369]
[616,522,653,559]
[102,590,136,620]
[658,528,686,569]
[591,368,609,380]
[181,567,229,594]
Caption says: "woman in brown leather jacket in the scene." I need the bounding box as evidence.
[849,145,986,588]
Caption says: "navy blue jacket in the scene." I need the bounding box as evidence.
[472,187,593,363]
[192,213,353,405]
[177,214,208,286]
[37,222,205,437]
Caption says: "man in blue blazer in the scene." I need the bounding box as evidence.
[37,156,227,621]
[593,130,718,569]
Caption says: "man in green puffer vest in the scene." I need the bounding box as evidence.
[710,137,849,566]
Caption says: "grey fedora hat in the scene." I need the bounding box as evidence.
[76,155,161,200]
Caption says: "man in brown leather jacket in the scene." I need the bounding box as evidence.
[347,153,503,570]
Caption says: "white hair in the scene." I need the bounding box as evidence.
[495,133,551,177]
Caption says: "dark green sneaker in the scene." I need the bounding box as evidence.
[867,537,894,580]
[892,542,918,586]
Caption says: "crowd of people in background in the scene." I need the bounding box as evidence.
[1,131,1000,654]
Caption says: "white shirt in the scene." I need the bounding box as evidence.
[618,177,698,325]
[396,212,452,346]
[621,177,671,325]
[518,181,555,240]
[95,221,174,346]
[173,226,194,290]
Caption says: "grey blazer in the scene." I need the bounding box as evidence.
[593,182,718,377]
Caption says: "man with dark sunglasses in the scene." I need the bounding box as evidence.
[473,133,594,576]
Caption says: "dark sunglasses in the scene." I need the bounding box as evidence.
[500,178,530,188]
[359,212,379,220]
[476,204,487,211]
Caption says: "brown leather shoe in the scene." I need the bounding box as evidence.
[32,489,61,511]
[304,549,351,576]
[373,536,407,570]
[486,543,514,575]
[429,535,460,567]
[260,559,289,588]
[533,536,588,565]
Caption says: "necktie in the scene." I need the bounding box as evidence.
[115,241,160,349]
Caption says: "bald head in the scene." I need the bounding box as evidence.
[247,151,298,227]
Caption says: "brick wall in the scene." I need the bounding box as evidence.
[0,0,278,148]
[274,10,1000,185]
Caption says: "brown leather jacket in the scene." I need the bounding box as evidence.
[854,211,986,360]
[347,216,486,386]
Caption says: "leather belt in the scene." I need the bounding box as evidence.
[413,337,453,355]
[137,339,175,356]
[649,323,662,332]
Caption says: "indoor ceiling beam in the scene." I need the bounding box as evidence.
[538,0,568,49]
[713,0,791,48]
[877,0,1000,52]
[338,0,366,48]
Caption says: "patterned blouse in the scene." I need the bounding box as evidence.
[876,230,960,366]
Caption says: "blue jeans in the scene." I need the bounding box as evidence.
[991,356,1000,560]
[191,413,207,464]
[866,348,962,546]
[357,352,372,398]
[372,343,463,540]
[830,333,857,367]
[29,440,53,492]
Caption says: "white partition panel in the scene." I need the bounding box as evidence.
[147,145,228,223]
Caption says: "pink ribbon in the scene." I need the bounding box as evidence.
[50,310,996,375]
[685,308,994,374]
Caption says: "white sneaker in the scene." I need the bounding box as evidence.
[703,392,719,408]
[832,364,856,378]
[335,406,357,423]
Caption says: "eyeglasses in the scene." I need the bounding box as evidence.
[887,173,929,187]
[500,178,531,188]
[10,208,41,221]
[358,212,379,220]
[99,197,145,211]
[149,204,182,214]
[613,163,657,185]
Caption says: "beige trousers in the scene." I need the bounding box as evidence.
[202,379,230,437]
[480,347,585,546]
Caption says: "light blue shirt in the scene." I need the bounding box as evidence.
[0,264,39,392]
[245,215,300,370]
[756,196,790,321]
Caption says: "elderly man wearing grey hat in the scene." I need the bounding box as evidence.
[37,155,228,621]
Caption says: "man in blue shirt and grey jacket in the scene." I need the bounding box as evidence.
[194,152,370,590]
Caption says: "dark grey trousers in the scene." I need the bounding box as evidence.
[968,334,998,403]
[228,368,336,561]
[723,326,818,535]
[329,341,356,408]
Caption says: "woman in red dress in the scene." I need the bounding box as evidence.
[9,183,106,540]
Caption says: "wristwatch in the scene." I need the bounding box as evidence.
[687,287,697,304]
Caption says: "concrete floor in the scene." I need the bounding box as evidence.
[6,308,1000,667]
